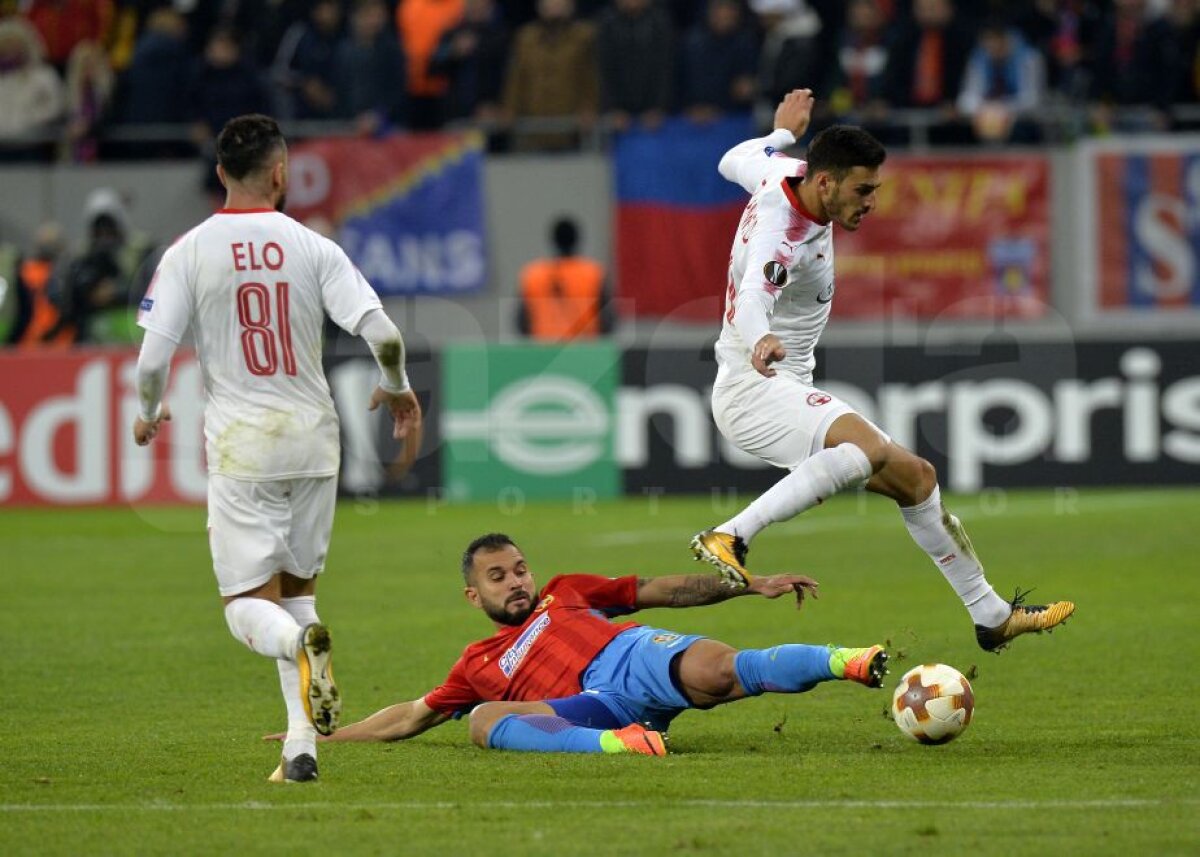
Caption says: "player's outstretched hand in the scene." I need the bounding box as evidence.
[774,88,815,139]
[752,333,786,377]
[749,573,820,610]
[132,404,171,446]
[369,387,424,476]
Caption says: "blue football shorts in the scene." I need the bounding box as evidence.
[547,626,703,732]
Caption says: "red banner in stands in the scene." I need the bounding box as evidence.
[0,349,206,505]
[834,154,1051,318]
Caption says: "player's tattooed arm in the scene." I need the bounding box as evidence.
[635,573,821,610]
[635,574,741,608]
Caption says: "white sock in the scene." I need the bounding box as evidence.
[280,595,319,628]
[719,443,873,542]
[223,598,301,660]
[900,486,1011,627]
[279,596,320,760]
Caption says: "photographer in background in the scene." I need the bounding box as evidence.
[60,188,157,345]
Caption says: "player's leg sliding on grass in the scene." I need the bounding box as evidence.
[273,536,888,757]
[694,409,1075,651]
[469,640,887,756]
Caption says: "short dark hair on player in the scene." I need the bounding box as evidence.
[805,125,886,179]
[461,533,519,582]
[216,114,285,181]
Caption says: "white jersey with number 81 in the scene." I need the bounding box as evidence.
[138,209,382,480]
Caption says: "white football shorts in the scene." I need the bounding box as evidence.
[207,474,337,596]
[712,371,877,470]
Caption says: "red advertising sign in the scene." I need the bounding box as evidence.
[834,155,1050,318]
[0,349,206,505]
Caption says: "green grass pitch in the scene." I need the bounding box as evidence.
[2,488,1198,856]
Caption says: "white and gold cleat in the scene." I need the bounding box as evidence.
[689,529,752,589]
[297,624,341,736]
[976,589,1076,652]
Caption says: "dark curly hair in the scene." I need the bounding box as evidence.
[805,125,886,179]
[216,114,285,181]
[461,533,519,582]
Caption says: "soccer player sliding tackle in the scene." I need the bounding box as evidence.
[268,533,889,756]
[690,88,1073,652]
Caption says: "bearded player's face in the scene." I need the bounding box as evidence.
[823,165,881,232]
[466,545,537,626]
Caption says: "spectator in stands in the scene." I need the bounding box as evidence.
[880,0,973,144]
[273,0,344,120]
[752,0,826,129]
[23,0,112,73]
[116,8,191,129]
[0,17,64,160]
[61,188,156,344]
[190,26,271,145]
[517,215,613,341]
[189,26,270,198]
[1165,0,1200,111]
[597,0,675,132]
[431,0,510,123]
[336,0,408,136]
[182,0,306,66]
[820,0,890,123]
[957,18,1046,144]
[1089,0,1176,132]
[6,222,74,348]
[397,0,464,129]
[679,0,759,122]
[63,41,114,162]
[503,0,598,150]
[499,0,605,25]
[1016,0,1100,103]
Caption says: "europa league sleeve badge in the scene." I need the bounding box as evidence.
[763,260,787,287]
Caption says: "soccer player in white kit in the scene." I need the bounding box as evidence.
[691,90,1074,652]
[131,115,422,782]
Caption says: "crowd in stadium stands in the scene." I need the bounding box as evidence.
[0,0,1196,161]
[0,186,156,346]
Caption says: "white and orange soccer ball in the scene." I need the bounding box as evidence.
[891,663,974,745]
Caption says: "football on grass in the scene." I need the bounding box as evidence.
[892,663,974,745]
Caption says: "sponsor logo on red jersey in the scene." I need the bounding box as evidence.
[499,612,551,678]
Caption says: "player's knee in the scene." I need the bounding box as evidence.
[915,457,938,497]
[884,453,937,505]
[696,652,740,699]
[468,703,503,748]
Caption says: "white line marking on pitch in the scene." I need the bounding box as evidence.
[2,798,1194,813]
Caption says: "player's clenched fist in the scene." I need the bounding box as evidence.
[132,404,171,446]
[774,88,815,139]
[751,333,787,378]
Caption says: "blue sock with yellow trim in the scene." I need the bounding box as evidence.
[487,714,607,753]
[733,644,835,696]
